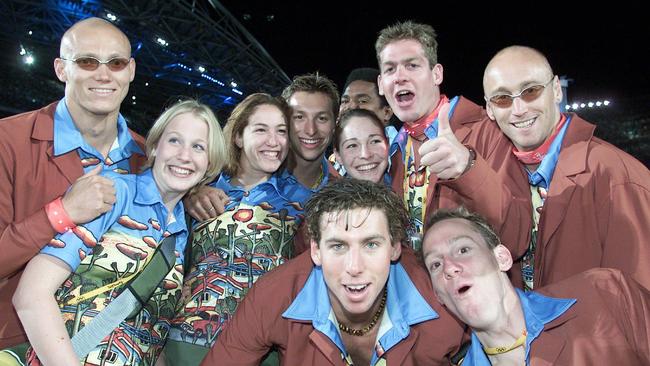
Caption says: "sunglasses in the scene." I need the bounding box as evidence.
[487,77,555,108]
[60,56,131,72]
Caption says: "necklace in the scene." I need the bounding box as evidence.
[483,329,527,355]
[310,169,324,189]
[338,289,387,337]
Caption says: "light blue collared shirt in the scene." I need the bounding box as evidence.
[42,169,188,270]
[282,261,439,365]
[525,114,572,189]
[208,169,308,228]
[53,98,143,174]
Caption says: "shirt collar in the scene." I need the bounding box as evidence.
[134,169,187,235]
[464,288,576,365]
[282,261,438,359]
[53,98,143,161]
[526,114,572,188]
[315,156,332,191]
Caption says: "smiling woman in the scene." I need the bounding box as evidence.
[334,108,389,184]
[164,93,312,365]
[5,99,227,366]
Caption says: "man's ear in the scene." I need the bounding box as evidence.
[552,76,563,104]
[377,74,384,96]
[310,239,321,266]
[381,106,393,126]
[432,63,444,86]
[128,58,136,82]
[54,58,67,82]
[493,244,513,272]
[390,241,402,261]
[485,101,496,120]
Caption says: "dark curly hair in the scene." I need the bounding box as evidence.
[305,178,409,245]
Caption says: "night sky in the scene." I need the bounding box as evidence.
[221,2,650,106]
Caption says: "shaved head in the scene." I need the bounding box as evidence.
[60,17,131,58]
[483,46,553,93]
[54,16,135,122]
[482,45,563,152]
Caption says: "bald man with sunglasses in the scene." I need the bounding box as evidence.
[0,17,145,348]
[483,45,650,291]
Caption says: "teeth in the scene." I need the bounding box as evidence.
[512,119,535,128]
[262,151,279,158]
[300,138,320,144]
[397,90,410,96]
[356,163,378,172]
[90,88,114,93]
[346,284,367,291]
[170,166,192,176]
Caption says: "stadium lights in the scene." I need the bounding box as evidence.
[156,37,168,47]
[197,66,206,73]
[106,13,117,22]
[19,45,34,65]
[565,99,611,111]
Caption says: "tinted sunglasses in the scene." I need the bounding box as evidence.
[487,77,555,108]
[60,56,131,71]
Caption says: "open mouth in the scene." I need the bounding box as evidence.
[395,90,415,103]
[345,284,368,292]
[456,285,472,296]
[261,151,280,159]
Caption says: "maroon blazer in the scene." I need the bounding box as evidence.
[530,268,650,365]
[202,248,464,365]
[0,102,146,348]
[389,96,529,252]
[506,114,650,290]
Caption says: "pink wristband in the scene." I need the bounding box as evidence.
[45,197,76,233]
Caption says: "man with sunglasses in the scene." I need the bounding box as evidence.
[0,17,145,349]
[483,45,650,291]
[375,21,528,255]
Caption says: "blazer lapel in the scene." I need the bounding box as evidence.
[537,117,591,278]
[32,102,83,185]
[309,330,343,365]
[530,308,576,365]
[385,331,417,365]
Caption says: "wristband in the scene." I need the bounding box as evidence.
[45,197,76,233]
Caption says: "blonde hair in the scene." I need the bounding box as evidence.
[144,99,227,189]
[375,21,439,69]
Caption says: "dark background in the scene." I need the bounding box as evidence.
[1,1,649,165]
[221,2,650,105]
